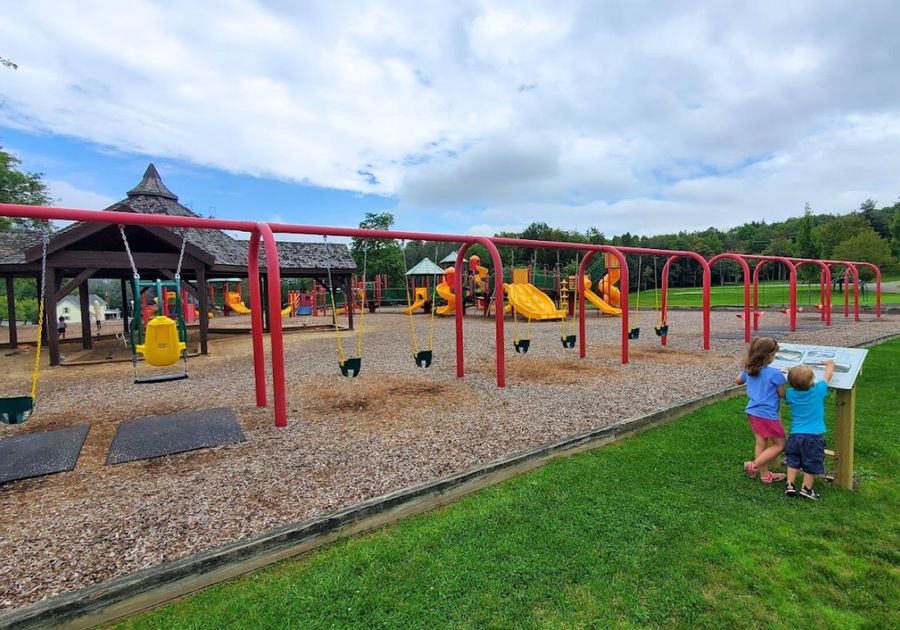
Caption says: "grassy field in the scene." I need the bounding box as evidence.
[628,281,899,308]
[122,340,900,629]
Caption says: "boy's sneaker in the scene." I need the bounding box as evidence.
[784,482,797,497]
[799,486,821,500]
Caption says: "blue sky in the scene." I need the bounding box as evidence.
[2,1,899,239]
[1,126,397,231]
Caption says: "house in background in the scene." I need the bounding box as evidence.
[56,293,107,325]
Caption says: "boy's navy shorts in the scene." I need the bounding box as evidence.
[785,433,826,475]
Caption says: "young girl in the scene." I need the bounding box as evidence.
[735,337,787,483]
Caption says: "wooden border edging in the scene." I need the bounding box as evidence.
[3,331,899,629]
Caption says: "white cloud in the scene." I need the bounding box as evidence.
[2,0,899,234]
[45,179,116,209]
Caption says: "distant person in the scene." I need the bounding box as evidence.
[57,316,67,339]
[784,360,835,500]
[92,300,104,335]
[736,337,787,483]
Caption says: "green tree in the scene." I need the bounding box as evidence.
[351,212,405,284]
[889,203,900,257]
[832,228,893,280]
[859,198,892,239]
[0,147,52,230]
[793,204,821,281]
[815,213,869,258]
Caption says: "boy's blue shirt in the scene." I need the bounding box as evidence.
[786,380,829,434]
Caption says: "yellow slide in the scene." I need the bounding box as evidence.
[598,268,622,307]
[403,287,429,314]
[225,291,293,316]
[582,277,621,315]
[435,282,455,315]
[504,283,566,320]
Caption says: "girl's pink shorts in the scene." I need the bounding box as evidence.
[748,415,786,439]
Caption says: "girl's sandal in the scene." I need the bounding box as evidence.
[760,472,786,484]
[744,461,758,478]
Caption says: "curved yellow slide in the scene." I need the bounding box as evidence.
[226,294,293,316]
[582,277,621,315]
[403,287,429,314]
[435,282,455,315]
[597,268,622,307]
[504,283,565,320]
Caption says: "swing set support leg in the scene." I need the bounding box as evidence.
[257,223,287,428]
[455,238,506,387]
[248,231,266,410]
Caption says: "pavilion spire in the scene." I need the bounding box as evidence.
[126,163,178,200]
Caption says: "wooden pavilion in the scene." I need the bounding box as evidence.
[0,164,356,365]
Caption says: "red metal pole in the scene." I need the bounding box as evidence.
[708,253,751,343]
[576,247,628,363]
[752,261,763,331]
[841,265,851,318]
[247,231,267,408]
[788,263,797,332]
[257,223,286,427]
[849,263,860,321]
[454,238,505,386]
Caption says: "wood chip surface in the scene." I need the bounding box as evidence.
[0,309,897,610]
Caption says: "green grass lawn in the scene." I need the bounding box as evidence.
[122,341,900,629]
[628,281,899,308]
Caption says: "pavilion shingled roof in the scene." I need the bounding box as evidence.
[13,164,356,272]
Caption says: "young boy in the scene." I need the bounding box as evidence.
[57,316,67,339]
[784,359,835,500]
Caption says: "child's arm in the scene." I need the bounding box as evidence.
[735,373,745,385]
[777,385,786,398]
[822,359,835,383]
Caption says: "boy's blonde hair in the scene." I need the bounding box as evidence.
[788,364,815,390]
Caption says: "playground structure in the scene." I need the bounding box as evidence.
[0,202,884,431]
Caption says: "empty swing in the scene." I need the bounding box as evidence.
[512,305,532,353]
[653,257,668,337]
[559,277,576,348]
[401,241,436,368]
[0,230,49,425]
[326,236,365,377]
[628,256,642,340]
[120,225,189,384]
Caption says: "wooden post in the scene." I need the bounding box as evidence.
[833,387,856,490]
[345,275,354,330]
[5,274,17,348]
[46,266,61,366]
[78,280,93,350]
[198,267,209,355]
[121,277,130,333]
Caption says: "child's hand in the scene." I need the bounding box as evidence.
[822,359,835,382]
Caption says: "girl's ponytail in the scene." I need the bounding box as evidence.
[744,337,778,376]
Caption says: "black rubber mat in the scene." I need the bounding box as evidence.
[0,425,90,484]
[106,407,245,465]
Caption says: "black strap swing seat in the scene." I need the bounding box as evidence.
[628,327,641,340]
[0,396,35,426]
[513,338,531,353]
[414,350,433,368]
[558,278,576,349]
[655,324,669,337]
[339,357,362,378]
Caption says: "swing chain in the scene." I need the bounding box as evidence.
[174,227,188,279]
[119,225,140,280]
[30,228,50,402]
